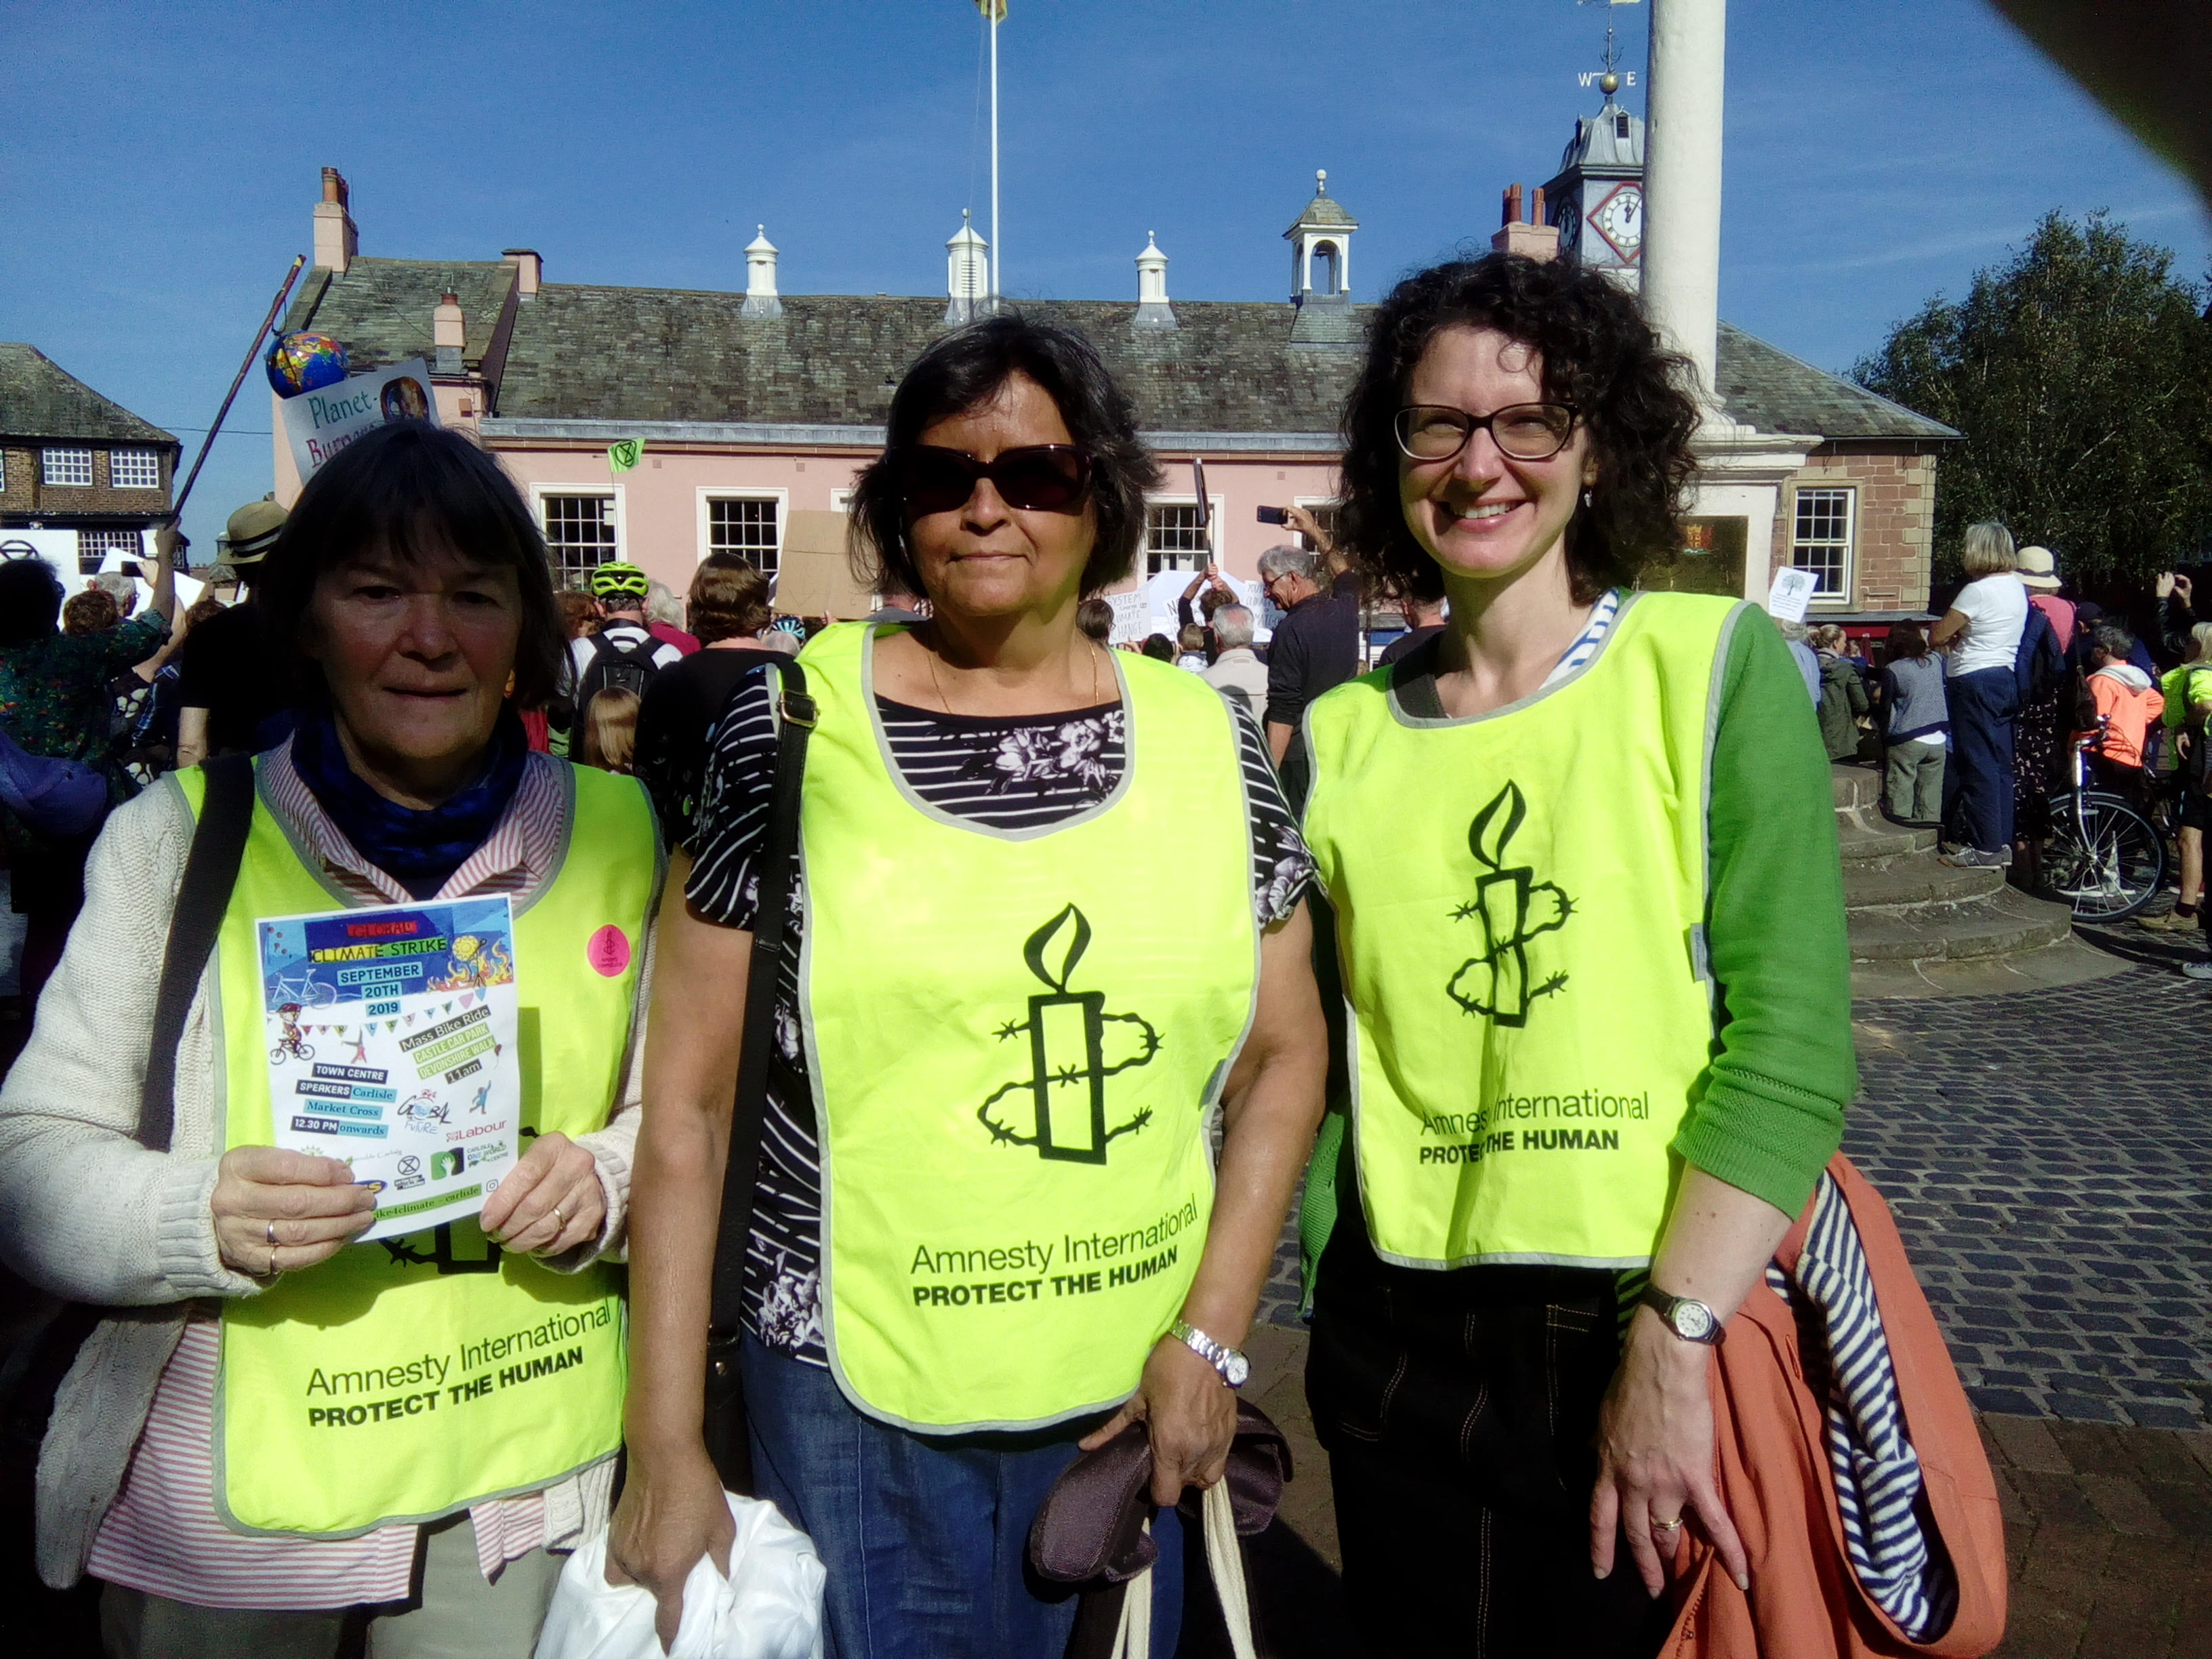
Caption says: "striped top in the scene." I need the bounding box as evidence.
[686,663,1314,1366]
[85,741,609,1609]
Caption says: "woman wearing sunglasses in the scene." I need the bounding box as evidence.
[1287,255,1854,1655]
[612,316,1327,1655]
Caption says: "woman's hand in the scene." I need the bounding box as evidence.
[479,1130,605,1256]
[606,1446,736,1652]
[211,1146,377,1277]
[1589,1310,1747,1597]
[1079,1336,1236,1506]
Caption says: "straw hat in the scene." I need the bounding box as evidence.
[2015,546,2061,591]
[218,498,289,566]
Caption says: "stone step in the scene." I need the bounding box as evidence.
[1843,855,2006,914]
[1832,764,1882,813]
[1837,820,1938,866]
[1850,934,2131,999]
[1847,886,2075,964]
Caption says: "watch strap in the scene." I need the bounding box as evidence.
[1168,1319,1249,1387]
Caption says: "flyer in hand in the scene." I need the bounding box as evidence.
[258,897,521,1242]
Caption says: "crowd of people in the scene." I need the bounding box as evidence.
[0,249,2064,1659]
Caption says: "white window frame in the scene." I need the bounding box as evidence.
[529,482,626,588]
[695,487,790,575]
[1788,485,1856,607]
[1142,493,1227,575]
[76,527,144,575]
[43,447,93,488]
[108,448,162,489]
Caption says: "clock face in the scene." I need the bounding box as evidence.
[1591,184,1643,261]
[1555,201,1581,260]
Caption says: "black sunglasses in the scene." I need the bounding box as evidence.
[895,445,1094,515]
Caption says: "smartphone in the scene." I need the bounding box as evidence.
[120,561,142,579]
[1256,506,1289,526]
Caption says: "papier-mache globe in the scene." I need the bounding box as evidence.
[264,332,350,398]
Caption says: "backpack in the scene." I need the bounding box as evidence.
[576,629,666,709]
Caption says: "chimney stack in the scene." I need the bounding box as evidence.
[501,248,542,298]
[434,292,465,374]
[314,167,358,274]
[742,226,783,319]
[1492,182,1561,262]
[1133,232,1175,329]
[1502,183,1523,228]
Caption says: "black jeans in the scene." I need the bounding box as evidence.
[1306,1200,1674,1659]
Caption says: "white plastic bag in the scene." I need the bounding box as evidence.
[535,1490,825,1659]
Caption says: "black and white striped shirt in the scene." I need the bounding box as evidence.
[685,663,1314,1366]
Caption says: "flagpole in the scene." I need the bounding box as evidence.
[989,4,1000,308]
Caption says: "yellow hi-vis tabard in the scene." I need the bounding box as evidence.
[1300,592,1746,1270]
[182,759,659,1536]
[796,623,1258,1433]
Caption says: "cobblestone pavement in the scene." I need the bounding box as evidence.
[1261,962,2211,1429]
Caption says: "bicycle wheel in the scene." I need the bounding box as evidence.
[2042,792,2167,921]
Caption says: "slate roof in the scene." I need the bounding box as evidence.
[0,343,176,446]
[1717,323,1959,443]
[1284,185,1359,236]
[281,258,516,373]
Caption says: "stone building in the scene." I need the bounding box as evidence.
[0,343,178,573]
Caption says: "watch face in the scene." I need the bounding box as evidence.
[1671,1299,1715,1342]
[1223,1350,1250,1388]
[1591,185,1643,260]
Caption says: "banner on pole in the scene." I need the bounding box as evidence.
[281,359,440,482]
[608,439,643,474]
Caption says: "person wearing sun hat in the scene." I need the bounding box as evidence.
[174,498,294,767]
[2015,546,2075,653]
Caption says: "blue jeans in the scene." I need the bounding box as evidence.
[1942,665,2018,853]
[739,1337,1183,1659]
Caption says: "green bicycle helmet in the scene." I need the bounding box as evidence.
[589,560,650,601]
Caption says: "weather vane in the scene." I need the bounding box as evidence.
[1578,0,1640,98]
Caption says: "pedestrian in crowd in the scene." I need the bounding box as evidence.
[1140,631,1176,661]
[1201,603,1270,719]
[0,422,658,1654]
[1879,620,1948,826]
[2009,579,2069,886]
[611,315,1326,1654]
[1289,252,1851,1656]
[1775,617,1822,703]
[2154,571,2198,663]
[2074,626,2163,808]
[573,562,684,702]
[1375,588,1446,666]
[1257,544,1359,762]
[644,579,701,656]
[2018,546,2074,653]
[1933,521,2028,868]
[634,555,779,847]
[0,534,175,1010]
[1177,564,1237,659]
[62,588,119,636]
[2143,621,2212,938]
[1809,622,1870,762]
[558,589,602,642]
[1174,623,1210,671]
[175,500,292,768]
[1075,595,1115,645]
[865,577,930,624]
[130,593,228,773]
[576,686,640,774]
[753,627,799,656]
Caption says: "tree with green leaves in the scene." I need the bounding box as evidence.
[1852,211,2212,589]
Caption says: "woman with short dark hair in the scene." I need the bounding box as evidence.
[613,314,1328,1654]
[0,422,659,1655]
[632,555,779,846]
[1881,620,1950,824]
[1292,253,1853,1656]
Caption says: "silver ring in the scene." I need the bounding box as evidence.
[268,1244,280,1277]
[266,1219,277,1247]
[552,1204,566,1227]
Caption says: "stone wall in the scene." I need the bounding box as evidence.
[1767,443,1940,613]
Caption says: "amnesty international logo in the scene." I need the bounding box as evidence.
[977,905,1161,1164]
[1447,781,1575,1027]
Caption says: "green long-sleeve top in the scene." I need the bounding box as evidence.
[1284,600,1853,1221]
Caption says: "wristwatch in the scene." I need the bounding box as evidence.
[1639,1284,1725,1346]
[1168,1319,1250,1388]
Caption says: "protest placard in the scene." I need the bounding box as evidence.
[773,509,876,618]
[281,358,440,482]
[1767,565,1820,623]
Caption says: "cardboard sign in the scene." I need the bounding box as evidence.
[281,358,440,480]
[773,509,877,619]
[1767,565,1820,623]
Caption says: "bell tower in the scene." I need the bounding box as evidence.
[1542,73,1645,292]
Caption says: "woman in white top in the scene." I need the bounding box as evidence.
[1930,521,2029,865]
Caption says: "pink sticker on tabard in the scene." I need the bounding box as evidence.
[586,924,632,977]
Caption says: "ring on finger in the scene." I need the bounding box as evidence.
[268,1243,281,1278]
[552,1204,565,1228]
[1652,1515,1684,1533]
[266,1218,277,1248]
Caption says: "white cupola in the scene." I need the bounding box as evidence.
[1133,232,1175,329]
[945,210,990,325]
[1283,169,1358,305]
[742,225,783,319]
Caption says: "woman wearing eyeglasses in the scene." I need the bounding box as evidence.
[611,316,1327,1655]
[1286,255,1854,1656]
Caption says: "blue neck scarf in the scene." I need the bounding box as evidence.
[290,706,528,901]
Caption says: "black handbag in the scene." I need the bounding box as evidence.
[700,663,815,1494]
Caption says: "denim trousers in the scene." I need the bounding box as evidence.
[1942,666,2018,853]
[739,1336,1183,1659]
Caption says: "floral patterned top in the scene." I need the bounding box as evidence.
[0,613,169,804]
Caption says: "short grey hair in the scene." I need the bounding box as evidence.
[1774,617,1810,643]
[645,579,686,630]
[1212,605,1254,649]
[1960,520,2017,579]
[89,571,138,616]
[1255,545,1317,586]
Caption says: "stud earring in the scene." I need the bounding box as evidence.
[1581,487,1594,510]
[504,670,516,698]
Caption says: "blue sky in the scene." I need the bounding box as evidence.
[3,0,2205,552]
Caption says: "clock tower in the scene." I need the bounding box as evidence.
[1542,74,1645,292]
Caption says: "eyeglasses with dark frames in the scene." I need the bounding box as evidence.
[1393,403,1580,464]
[893,445,1094,515]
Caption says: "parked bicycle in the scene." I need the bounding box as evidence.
[2041,721,2166,921]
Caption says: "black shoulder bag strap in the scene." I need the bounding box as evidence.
[702,661,815,1493]
[1,752,256,1437]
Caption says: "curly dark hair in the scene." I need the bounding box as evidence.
[848,314,1162,600]
[1337,253,1700,605]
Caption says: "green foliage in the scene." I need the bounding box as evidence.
[1852,211,2212,588]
